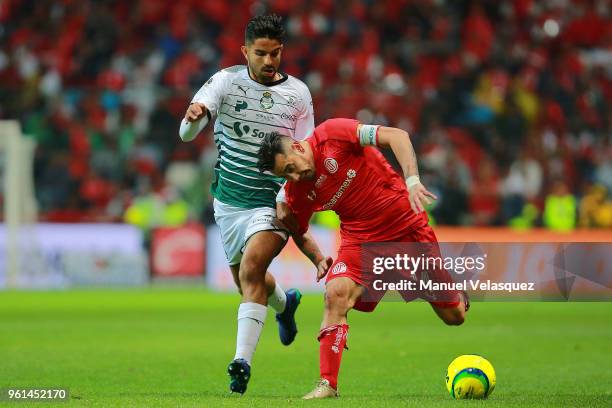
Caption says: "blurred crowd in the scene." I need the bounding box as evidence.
[0,0,610,230]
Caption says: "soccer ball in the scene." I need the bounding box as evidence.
[446,354,496,399]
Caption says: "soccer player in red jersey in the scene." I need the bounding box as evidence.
[257,118,469,399]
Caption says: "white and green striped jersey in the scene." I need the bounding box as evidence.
[192,65,314,209]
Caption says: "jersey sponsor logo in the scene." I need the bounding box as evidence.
[238,85,249,95]
[235,100,248,112]
[281,112,297,122]
[256,112,275,121]
[251,129,276,139]
[251,214,274,225]
[331,325,345,353]
[322,169,357,210]
[314,174,327,188]
[233,122,251,137]
[233,121,277,139]
[324,158,338,174]
[260,91,274,109]
[284,95,297,106]
[331,262,347,275]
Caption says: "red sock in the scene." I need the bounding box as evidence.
[318,324,349,390]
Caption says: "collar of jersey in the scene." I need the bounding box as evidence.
[246,67,289,86]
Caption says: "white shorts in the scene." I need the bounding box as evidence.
[213,199,289,266]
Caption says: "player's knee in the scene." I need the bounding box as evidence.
[240,252,271,278]
[442,308,465,326]
[445,316,465,326]
[324,286,351,313]
[239,276,266,300]
[239,258,262,282]
[238,272,265,298]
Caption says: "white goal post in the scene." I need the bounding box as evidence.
[0,120,38,287]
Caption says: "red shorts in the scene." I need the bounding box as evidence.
[326,223,461,312]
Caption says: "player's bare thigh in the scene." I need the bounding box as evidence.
[238,230,286,302]
[323,277,364,327]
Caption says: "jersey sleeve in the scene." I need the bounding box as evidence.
[285,182,315,235]
[191,69,231,115]
[320,118,361,150]
[294,84,315,141]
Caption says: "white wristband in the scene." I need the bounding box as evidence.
[405,175,421,188]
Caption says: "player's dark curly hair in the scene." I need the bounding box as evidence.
[245,14,285,45]
[257,132,289,173]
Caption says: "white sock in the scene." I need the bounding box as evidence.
[267,283,287,313]
[234,302,267,364]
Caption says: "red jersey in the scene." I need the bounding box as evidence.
[285,118,427,244]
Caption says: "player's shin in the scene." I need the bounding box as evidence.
[234,302,267,364]
[318,324,349,390]
[266,279,287,313]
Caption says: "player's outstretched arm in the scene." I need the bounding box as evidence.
[375,126,438,214]
[179,102,210,142]
[292,232,333,282]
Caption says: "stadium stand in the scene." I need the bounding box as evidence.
[0,0,609,228]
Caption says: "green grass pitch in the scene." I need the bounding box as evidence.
[1,288,611,407]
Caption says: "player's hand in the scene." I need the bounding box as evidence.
[277,202,299,235]
[408,182,438,214]
[316,256,333,282]
[184,103,207,122]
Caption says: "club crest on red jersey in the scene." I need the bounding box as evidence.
[331,262,347,275]
[324,158,338,174]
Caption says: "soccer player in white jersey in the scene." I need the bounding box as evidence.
[179,15,321,394]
